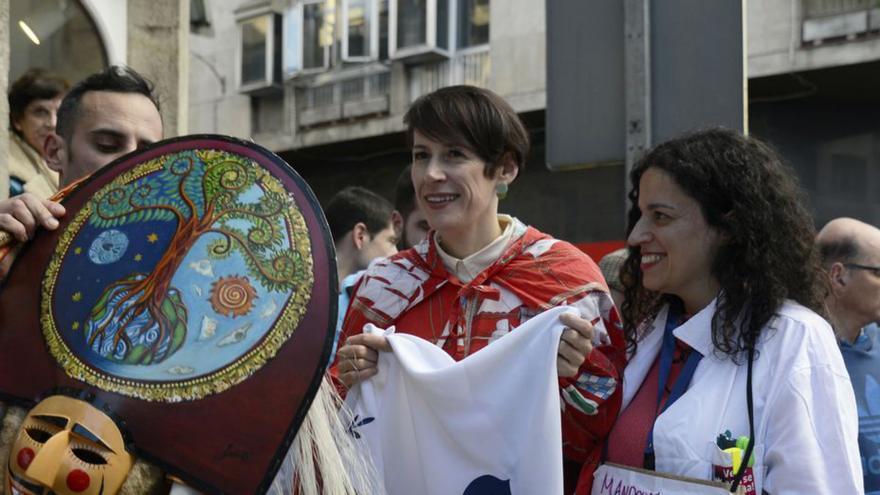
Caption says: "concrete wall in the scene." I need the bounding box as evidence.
[490,0,545,112]
[747,0,880,77]
[187,0,880,149]
[188,0,252,138]
[187,0,551,149]
[128,0,190,137]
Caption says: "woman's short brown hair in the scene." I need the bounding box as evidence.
[403,85,530,177]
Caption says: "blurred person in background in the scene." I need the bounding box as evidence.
[7,68,69,199]
[326,185,399,353]
[393,163,430,249]
[598,247,627,311]
[817,217,880,494]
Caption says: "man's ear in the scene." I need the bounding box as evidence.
[44,132,67,174]
[351,222,369,250]
[829,262,849,292]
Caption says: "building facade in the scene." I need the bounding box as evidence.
[188,0,880,246]
[749,0,880,227]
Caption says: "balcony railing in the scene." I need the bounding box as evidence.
[296,67,391,127]
[802,0,880,43]
[408,45,490,102]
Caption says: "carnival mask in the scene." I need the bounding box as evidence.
[6,396,133,495]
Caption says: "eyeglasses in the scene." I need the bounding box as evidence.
[844,263,880,277]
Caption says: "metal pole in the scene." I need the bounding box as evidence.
[624,0,651,227]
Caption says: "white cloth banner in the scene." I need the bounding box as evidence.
[345,306,573,495]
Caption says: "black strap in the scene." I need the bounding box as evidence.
[729,346,755,492]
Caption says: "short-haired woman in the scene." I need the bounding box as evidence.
[7,68,69,198]
[333,85,626,491]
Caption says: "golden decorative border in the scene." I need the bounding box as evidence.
[40,150,315,402]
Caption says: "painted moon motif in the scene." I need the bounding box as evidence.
[88,229,129,265]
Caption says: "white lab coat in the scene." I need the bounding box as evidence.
[621,298,863,494]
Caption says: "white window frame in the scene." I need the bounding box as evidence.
[389,0,453,60]
[236,10,280,92]
[283,0,331,78]
[342,0,381,61]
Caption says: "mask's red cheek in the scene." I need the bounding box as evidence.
[65,469,90,492]
[16,448,35,470]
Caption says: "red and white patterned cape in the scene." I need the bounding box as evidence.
[332,218,626,493]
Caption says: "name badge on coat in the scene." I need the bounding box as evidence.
[592,463,747,495]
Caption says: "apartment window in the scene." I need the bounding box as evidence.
[346,0,370,58]
[191,0,210,30]
[241,16,268,85]
[304,2,327,68]
[390,0,487,60]
[238,12,282,91]
[397,0,427,49]
[801,0,880,44]
[457,0,488,48]
[379,0,390,59]
[343,0,389,60]
[284,1,331,75]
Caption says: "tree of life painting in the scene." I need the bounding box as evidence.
[41,149,314,401]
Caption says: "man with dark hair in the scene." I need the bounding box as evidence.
[326,186,398,286]
[393,164,430,249]
[0,65,163,275]
[817,217,880,494]
[46,65,162,189]
[0,65,166,490]
[7,68,69,198]
[325,186,398,351]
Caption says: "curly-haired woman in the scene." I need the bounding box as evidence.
[589,128,860,493]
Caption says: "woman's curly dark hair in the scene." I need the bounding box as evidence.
[619,128,827,360]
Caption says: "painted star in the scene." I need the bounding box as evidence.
[72,292,82,302]
[147,233,159,243]
[134,253,143,261]
[72,322,80,331]
[74,247,82,255]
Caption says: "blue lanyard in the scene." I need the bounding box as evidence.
[643,308,703,470]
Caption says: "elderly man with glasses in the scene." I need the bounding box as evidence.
[817,216,880,494]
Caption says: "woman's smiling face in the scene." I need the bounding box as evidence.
[627,167,724,313]
[410,130,503,240]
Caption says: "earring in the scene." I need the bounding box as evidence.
[495,182,508,200]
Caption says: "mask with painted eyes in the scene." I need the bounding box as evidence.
[6,396,133,495]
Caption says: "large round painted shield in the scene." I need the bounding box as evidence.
[0,135,338,494]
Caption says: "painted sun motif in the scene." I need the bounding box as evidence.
[209,275,258,318]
